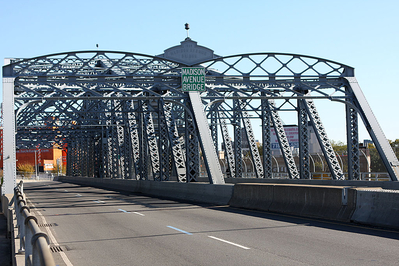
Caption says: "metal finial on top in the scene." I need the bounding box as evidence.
[185,23,190,39]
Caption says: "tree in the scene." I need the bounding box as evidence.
[330,140,347,154]
[368,139,399,172]
[330,140,348,172]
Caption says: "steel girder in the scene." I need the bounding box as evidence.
[298,99,311,179]
[346,103,361,180]
[233,98,243,178]
[3,44,399,187]
[261,96,273,178]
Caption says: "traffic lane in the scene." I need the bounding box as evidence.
[25,181,399,266]
[27,182,281,265]
[26,182,279,265]
[125,198,399,266]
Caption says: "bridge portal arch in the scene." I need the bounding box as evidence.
[2,37,398,194]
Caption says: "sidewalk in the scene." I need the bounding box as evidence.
[0,208,12,266]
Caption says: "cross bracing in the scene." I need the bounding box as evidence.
[2,38,399,193]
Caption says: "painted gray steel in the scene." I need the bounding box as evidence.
[2,38,398,192]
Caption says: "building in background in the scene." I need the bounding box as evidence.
[0,129,66,172]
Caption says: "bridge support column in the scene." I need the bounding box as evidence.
[1,77,16,195]
[346,104,360,180]
[298,99,311,179]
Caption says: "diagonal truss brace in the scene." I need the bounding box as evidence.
[267,100,299,179]
[162,101,187,182]
[127,105,141,180]
[142,102,161,180]
[218,111,236,178]
[304,99,344,180]
[239,99,264,178]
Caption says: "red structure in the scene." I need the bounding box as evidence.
[0,129,66,171]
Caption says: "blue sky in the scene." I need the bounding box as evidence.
[1,0,398,143]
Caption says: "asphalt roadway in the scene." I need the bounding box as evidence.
[24,181,399,266]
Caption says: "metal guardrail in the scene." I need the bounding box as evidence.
[201,171,390,181]
[14,181,55,266]
[16,172,58,181]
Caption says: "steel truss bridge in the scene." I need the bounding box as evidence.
[2,37,399,193]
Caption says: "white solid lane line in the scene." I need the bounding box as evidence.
[94,200,105,203]
[208,236,250,250]
[133,212,145,216]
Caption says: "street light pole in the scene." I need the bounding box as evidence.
[34,150,38,179]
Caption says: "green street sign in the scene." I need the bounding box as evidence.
[181,67,206,92]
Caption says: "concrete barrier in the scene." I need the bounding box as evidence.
[228,183,274,211]
[223,177,399,190]
[55,177,399,229]
[229,183,356,222]
[351,188,399,229]
[56,177,234,205]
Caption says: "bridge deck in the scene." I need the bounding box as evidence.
[21,181,399,266]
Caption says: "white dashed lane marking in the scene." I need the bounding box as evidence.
[208,236,250,250]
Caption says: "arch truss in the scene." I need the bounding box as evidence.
[2,38,399,193]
